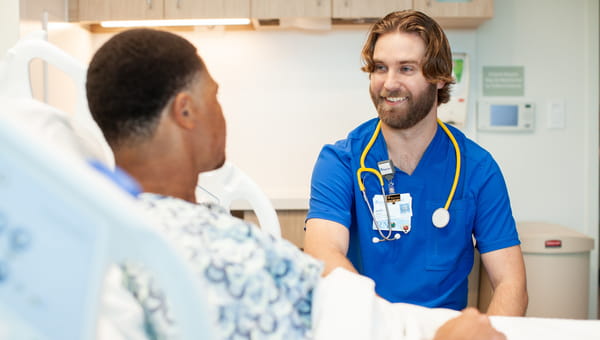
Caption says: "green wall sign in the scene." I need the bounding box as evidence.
[482,66,524,96]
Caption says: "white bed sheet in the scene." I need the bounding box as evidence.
[312,268,600,340]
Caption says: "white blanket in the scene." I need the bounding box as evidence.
[312,268,600,340]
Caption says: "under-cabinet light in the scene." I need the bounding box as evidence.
[100,18,251,28]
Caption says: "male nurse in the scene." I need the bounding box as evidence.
[304,10,527,316]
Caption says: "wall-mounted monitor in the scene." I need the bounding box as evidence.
[477,100,535,132]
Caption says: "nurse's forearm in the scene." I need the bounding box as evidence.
[304,218,359,276]
[486,281,528,316]
[304,235,358,276]
[317,251,359,276]
[481,246,528,316]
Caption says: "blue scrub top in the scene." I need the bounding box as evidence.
[307,118,520,310]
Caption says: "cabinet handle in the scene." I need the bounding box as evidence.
[146,0,152,9]
[177,0,181,9]
[344,0,349,8]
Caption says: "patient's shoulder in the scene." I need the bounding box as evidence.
[136,192,250,235]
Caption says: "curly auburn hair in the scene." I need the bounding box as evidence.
[360,10,455,105]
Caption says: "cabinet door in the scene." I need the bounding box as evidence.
[332,0,412,18]
[252,0,330,19]
[78,0,163,21]
[165,0,250,19]
[413,0,493,27]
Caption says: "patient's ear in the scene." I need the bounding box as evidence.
[170,92,196,130]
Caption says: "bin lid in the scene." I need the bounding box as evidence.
[517,221,595,253]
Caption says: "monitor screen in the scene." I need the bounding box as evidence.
[490,104,519,126]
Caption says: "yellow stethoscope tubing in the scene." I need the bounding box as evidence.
[356,118,461,232]
[357,121,384,191]
[437,118,461,210]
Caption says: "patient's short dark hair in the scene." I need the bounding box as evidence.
[86,28,203,147]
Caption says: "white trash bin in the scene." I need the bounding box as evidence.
[518,222,594,319]
[477,222,595,318]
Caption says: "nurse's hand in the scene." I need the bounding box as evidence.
[433,307,506,340]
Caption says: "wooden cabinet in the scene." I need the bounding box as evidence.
[242,210,307,250]
[332,0,412,19]
[72,0,493,28]
[77,0,163,21]
[165,0,250,19]
[22,0,68,21]
[75,0,249,22]
[331,0,493,27]
[252,0,330,19]
[413,0,493,28]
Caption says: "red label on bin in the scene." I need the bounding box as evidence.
[545,240,562,248]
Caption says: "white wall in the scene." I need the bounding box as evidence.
[91,27,380,208]
[475,0,599,318]
[0,0,20,55]
[93,27,480,209]
[84,0,600,318]
[44,25,93,114]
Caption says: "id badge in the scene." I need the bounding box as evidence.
[372,193,412,233]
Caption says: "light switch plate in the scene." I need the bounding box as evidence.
[547,99,565,129]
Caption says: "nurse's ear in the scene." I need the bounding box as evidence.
[169,91,196,130]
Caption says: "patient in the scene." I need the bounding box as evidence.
[86,28,504,340]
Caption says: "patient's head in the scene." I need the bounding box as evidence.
[87,28,210,148]
[86,29,226,200]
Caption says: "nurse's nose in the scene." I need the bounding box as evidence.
[383,70,403,92]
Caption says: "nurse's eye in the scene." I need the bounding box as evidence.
[400,65,416,74]
[373,64,387,73]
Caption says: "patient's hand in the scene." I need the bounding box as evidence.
[433,307,505,340]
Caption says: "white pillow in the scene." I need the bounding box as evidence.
[0,96,111,165]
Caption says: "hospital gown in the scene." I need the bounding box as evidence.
[100,194,600,340]
[119,193,323,340]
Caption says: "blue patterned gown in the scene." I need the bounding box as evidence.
[120,193,323,340]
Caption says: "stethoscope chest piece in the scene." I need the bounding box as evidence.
[432,208,450,228]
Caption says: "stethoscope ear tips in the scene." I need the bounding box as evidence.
[432,208,450,228]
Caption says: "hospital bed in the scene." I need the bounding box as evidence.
[197,163,281,237]
[2,99,599,340]
[0,33,279,339]
[0,32,281,238]
[314,265,600,340]
[0,99,215,340]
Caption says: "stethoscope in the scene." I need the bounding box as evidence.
[356,118,461,243]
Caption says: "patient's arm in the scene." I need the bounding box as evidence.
[304,218,358,276]
[433,308,506,340]
[481,245,528,316]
